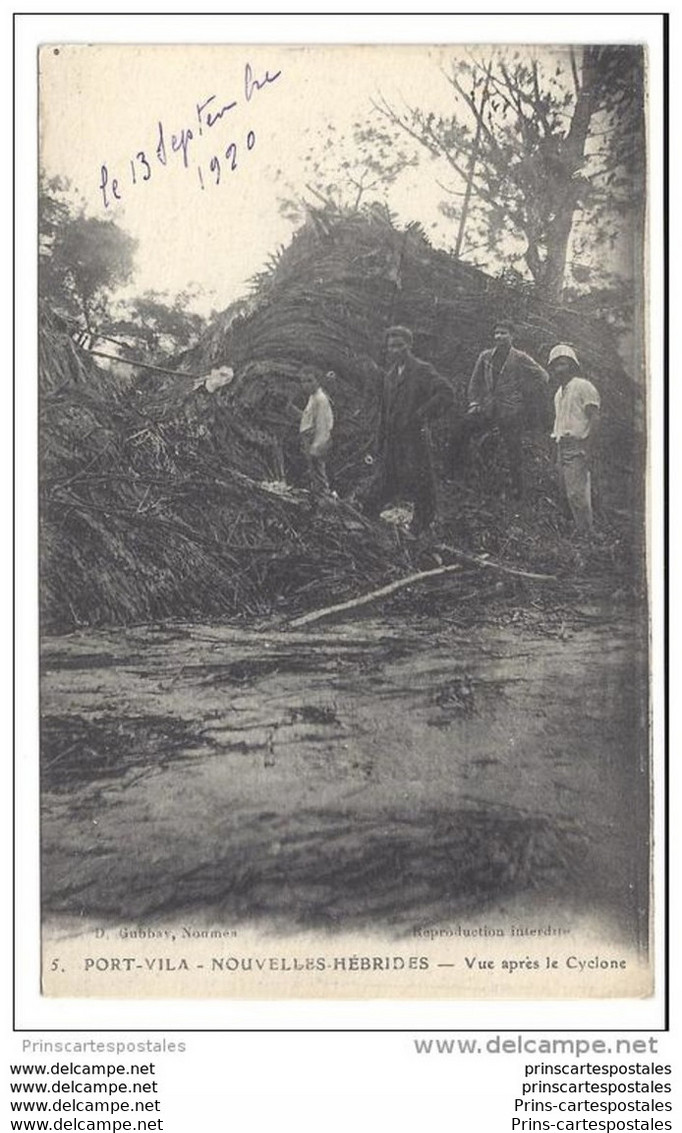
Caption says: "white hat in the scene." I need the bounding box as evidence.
[548,344,580,368]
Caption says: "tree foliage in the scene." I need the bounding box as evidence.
[39,177,209,359]
[278,119,418,222]
[109,289,208,360]
[371,45,645,302]
[39,176,137,330]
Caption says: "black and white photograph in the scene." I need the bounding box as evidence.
[36,39,653,999]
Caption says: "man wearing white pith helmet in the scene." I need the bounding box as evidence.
[548,344,601,535]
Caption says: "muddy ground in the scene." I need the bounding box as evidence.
[40,590,649,948]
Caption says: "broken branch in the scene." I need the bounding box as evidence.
[289,564,464,628]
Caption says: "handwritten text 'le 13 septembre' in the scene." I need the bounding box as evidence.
[98,62,282,208]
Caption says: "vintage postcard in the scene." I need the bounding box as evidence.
[37,40,654,999]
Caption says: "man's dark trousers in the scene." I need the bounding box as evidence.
[364,432,437,533]
[452,412,525,497]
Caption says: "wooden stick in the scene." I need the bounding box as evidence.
[288,564,464,628]
[288,542,558,630]
[435,544,558,582]
[81,345,205,382]
[214,473,307,505]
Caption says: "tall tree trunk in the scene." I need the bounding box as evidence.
[542,201,579,304]
[454,58,493,260]
[540,47,600,303]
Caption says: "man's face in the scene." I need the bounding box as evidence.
[493,326,513,349]
[300,371,318,396]
[386,334,410,363]
[550,359,573,385]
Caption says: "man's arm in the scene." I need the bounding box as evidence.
[374,376,388,456]
[309,395,333,455]
[416,366,457,421]
[467,352,486,411]
[584,403,600,460]
[519,351,549,385]
[549,390,561,468]
[299,396,315,451]
[299,424,314,455]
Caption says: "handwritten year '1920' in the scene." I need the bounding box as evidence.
[98,61,282,208]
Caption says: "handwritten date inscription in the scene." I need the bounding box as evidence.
[98,62,282,208]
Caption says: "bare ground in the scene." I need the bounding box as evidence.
[39,595,649,948]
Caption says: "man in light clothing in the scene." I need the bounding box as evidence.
[548,344,601,535]
[299,365,334,495]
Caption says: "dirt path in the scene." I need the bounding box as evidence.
[40,611,648,943]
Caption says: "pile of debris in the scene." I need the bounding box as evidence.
[181,206,642,505]
[39,208,644,632]
[40,306,406,630]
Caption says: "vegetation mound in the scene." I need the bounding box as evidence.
[40,209,643,632]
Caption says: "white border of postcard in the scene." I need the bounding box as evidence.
[14,9,667,1031]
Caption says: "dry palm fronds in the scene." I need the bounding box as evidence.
[40,209,641,632]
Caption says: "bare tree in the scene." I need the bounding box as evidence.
[372,45,644,303]
[277,119,418,223]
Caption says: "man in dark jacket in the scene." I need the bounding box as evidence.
[465,319,549,497]
[364,325,456,534]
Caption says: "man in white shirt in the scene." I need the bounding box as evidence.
[548,344,601,535]
[299,365,334,495]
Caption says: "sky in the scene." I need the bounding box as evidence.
[40,43,467,315]
[39,39,645,327]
